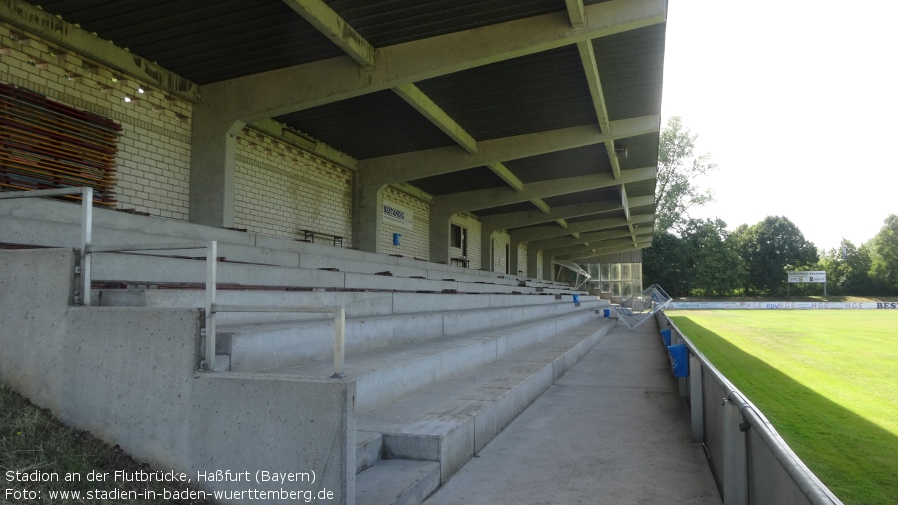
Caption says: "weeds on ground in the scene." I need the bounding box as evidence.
[0,383,212,504]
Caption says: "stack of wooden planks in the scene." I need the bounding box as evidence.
[0,82,120,206]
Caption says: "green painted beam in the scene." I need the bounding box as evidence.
[282,0,376,68]
[393,83,479,154]
[360,115,658,186]
[531,228,641,251]
[555,240,652,261]
[486,162,524,191]
[436,167,655,214]
[481,196,652,231]
[199,0,668,122]
[566,0,586,27]
[529,198,552,214]
[510,212,654,242]
[543,237,646,257]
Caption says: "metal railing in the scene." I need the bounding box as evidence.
[1,188,347,376]
[0,187,94,305]
[656,311,843,505]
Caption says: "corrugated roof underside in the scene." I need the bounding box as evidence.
[542,187,620,208]
[20,0,342,84]
[474,202,545,217]
[327,0,564,46]
[504,143,611,183]
[23,0,575,84]
[416,46,599,140]
[593,23,666,120]
[275,90,457,159]
[408,167,508,196]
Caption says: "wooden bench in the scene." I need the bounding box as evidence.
[299,229,343,247]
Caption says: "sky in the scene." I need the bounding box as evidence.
[660,1,898,252]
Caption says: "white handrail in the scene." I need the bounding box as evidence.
[1,188,348,377]
[0,187,93,305]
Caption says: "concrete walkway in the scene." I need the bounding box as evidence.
[423,319,722,505]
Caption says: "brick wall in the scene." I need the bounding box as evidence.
[380,188,429,259]
[0,22,192,220]
[233,129,354,245]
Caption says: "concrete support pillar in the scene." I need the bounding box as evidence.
[429,204,453,264]
[527,247,540,279]
[480,226,495,272]
[542,252,554,281]
[355,183,385,253]
[509,236,524,276]
[189,107,244,228]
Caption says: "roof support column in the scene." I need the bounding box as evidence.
[509,236,524,277]
[543,252,556,282]
[528,246,541,280]
[188,107,244,228]
[480,226,497,272]
[354,183,385,253]
[429,204,453,264]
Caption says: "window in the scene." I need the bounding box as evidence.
[450,224,463,247]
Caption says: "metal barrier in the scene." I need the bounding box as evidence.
[656,311,843,505]
[0,189,346,376]
[614,284,671,329]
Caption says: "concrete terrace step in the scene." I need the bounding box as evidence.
[219,297,602,371]
[354,318,617,505]
[88,251,577,296]
[356,460,441,505]
[261,306,602,413]
[0,197,564,289]
[97,288,599,325]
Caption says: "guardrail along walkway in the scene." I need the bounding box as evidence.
[422,318,721,505]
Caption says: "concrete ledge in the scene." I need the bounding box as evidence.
[99,289,397,324]
[355,459,440,505]
[251,307,598,405]
[357,318,616,483]
[356,431,384,474]
[222,312,447,372]
[91,252,347,288]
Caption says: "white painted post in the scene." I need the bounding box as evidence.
[80,187,93,306]
[332,306,345,377]
[204,241,217,370]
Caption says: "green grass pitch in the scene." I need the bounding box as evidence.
[668,310,898,505]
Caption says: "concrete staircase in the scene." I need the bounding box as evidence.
[0,196,613,505]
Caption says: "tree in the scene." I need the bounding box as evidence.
[818,240,874,295]
[679,218,746,296]
[643,231,691,296]
[870,215,898,294]
[643,218,745,297]
[733,216,818,295]
[655,116,717,233]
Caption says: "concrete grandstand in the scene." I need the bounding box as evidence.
[0,1,681,504]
